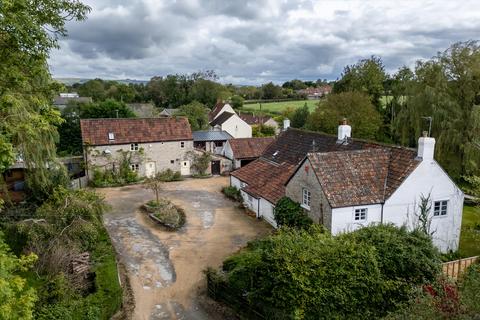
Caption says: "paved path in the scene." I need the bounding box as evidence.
[101,177,271,320]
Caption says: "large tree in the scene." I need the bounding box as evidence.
[175,101,209,131]
[306,92,382,140]
[394,41,480,178]
[0,0,90,202]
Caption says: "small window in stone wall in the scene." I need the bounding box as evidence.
[130,143,139,151]
[130,164,139,172]
[181,142,185,148]
[170,160,174,164]
[302,188,311,209]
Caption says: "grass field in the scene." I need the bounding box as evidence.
[459,205,480,257]
[243,100,320,114]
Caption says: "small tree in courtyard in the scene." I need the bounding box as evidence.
[143,173,163,204]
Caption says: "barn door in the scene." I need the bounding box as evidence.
[211,160,221,175]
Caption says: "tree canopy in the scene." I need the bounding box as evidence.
[307,91,382,140]
[174,101,209,131]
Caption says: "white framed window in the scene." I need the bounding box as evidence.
[130,164,139,172]
[180,141,185,148]
[130,143,139,151]
[108,132,115,140]
[433,200,448,216]
[302,188,311,209]
[354,208,367,221]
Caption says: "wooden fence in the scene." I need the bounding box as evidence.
[442,256,478,279]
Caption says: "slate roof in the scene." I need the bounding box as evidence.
[80,118,192,146]
[238,113,275,126]
[232,127,419,205]
[209,102,227,121]
[192,131,232,142]
[53,96,92,105]
[159,108,178,116]
[210,112,235,126]
[228,137,275,159]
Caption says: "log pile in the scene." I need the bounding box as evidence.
[69,252,92,292]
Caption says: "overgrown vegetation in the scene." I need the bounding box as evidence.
[222,186,242,202]
[274,197,313,229]
[386,262,480,319]
[206,224,441,319]
[252,124,276,137]
[143,199,186,230]
[188,151,212,176]
[89,150,141,187]
[2,188,122,319]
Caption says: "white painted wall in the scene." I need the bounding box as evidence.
[259,198,277,228]
[241,190,259,215]
[331,204,382,235]
[223,141,242,169]
[221,115,252,138]
[213,103,235,120]
[383,159,464,253]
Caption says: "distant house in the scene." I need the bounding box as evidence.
[80,118,194,179]
[297,85,332,99]
[230,122,463,252]
[238,113,279,132]
[53,92,92,110]
[159,108,178,117]
[193,131,232,155]
[209,112,252,138]
[224,137,275,169]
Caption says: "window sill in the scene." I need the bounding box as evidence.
[301,204,310,211]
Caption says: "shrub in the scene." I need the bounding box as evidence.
[208,224,442,319]
[157,169,183,182]
[143,199,186,230]
[274,197,313,229]
[222,186,241,201]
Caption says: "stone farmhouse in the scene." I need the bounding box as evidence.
[209,102,252,138]
[230,122,464,252]
[80,117,194,179]
[224,137,275,169]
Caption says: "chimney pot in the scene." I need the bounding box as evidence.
[337,119,352,142]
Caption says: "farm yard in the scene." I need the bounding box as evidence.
[243,99,320,114]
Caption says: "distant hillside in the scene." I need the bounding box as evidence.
[55,78,149,85]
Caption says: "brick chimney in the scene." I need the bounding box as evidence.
[417,131,435,161]
[337,118,351,142]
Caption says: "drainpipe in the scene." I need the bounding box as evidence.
[380,203,384,224]
[257,197,260,219]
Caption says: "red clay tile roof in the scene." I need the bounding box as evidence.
[228,137,275,159]
[238,113,274,126]
[232,127,419,206]
[232,158,296,204]
[307,149,390,208]
[80,118,192,146]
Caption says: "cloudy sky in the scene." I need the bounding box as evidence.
[49,0,480,85]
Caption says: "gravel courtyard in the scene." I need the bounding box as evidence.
[100,177,271,320]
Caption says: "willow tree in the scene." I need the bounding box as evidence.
[393,41,480,179]
[0,0,90,202]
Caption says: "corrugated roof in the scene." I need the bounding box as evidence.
[192,131,232,141]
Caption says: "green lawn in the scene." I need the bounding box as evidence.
[243,100,320,114]
[459,205,480,257]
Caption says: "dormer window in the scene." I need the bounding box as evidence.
[108,132,115,140]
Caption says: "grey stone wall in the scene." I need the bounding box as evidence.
[85,140,194,179]
[285,159,332,230]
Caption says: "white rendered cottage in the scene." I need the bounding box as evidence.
[231,123,464,252]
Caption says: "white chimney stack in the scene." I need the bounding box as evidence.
[417,131,435,161]
[337,118,351,142]
[283,119,290,130]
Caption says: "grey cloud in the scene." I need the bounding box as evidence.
[50,0,480,84]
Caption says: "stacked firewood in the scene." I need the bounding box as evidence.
[70,252,92,291]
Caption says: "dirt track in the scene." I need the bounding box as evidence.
[101,177,271,320]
